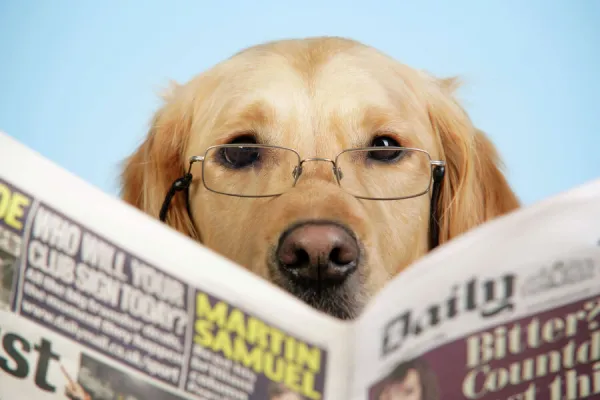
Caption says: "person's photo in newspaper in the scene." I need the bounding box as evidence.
[62,353,186,400]
[0,248,17,311]
[267,382,304,400]
[369,357,440,400]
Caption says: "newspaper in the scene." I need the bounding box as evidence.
[1,130,599,400]
[352,174,600,399]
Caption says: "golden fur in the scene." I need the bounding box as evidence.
[120,37,519,318]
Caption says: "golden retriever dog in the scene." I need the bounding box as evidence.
[120,36,519,319]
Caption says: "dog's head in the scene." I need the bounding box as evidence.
[121,37,519,319]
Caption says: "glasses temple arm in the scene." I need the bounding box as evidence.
[428,163,446,250]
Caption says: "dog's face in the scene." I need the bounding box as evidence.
[121,37,519,319]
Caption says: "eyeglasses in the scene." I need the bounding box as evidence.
[186,144,445,201]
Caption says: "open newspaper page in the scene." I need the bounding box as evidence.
[0,131,352,400]
[351,178,600,400]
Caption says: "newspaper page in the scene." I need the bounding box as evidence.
[0,131,352,400]
[352,177,600,400]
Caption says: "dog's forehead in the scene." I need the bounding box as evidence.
[186,42,435,155]
[228,45,413,107]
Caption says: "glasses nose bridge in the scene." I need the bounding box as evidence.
[294,157,339,182]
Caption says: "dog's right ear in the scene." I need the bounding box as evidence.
[120,85,201,241]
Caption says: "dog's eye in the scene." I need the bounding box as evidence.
[219,135,261,169]
[368,136,404,162]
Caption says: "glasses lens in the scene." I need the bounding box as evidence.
[335,148,432,199]
[202,145,300,197]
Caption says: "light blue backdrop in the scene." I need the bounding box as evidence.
[1,1,598,205]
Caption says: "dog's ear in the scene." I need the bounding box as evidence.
[427,77,520,245]
[120,85,200,240]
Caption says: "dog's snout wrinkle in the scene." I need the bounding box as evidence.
[277,222,359,283]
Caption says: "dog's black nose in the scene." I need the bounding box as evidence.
[276,222,359,282]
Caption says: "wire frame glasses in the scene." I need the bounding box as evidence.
[189,144,445,200]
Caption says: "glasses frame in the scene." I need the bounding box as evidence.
[188,143,446,201]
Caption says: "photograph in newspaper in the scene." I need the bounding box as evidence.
[369,291,600,400]
[0,247,17,311]
[14,198,191,389]
[0,177,35,312]
[61,352,187,400]
[368,356,440,400]
[186,288,328,399]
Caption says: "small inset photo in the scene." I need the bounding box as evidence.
[368,357,440,400]
[62,353,187,400]
[0,248,17,311]
[266,382,305,400]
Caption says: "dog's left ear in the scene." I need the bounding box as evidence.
[120,83,201,241]
[427,76,520,245]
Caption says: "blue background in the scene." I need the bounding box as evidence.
[1,1,598,205]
